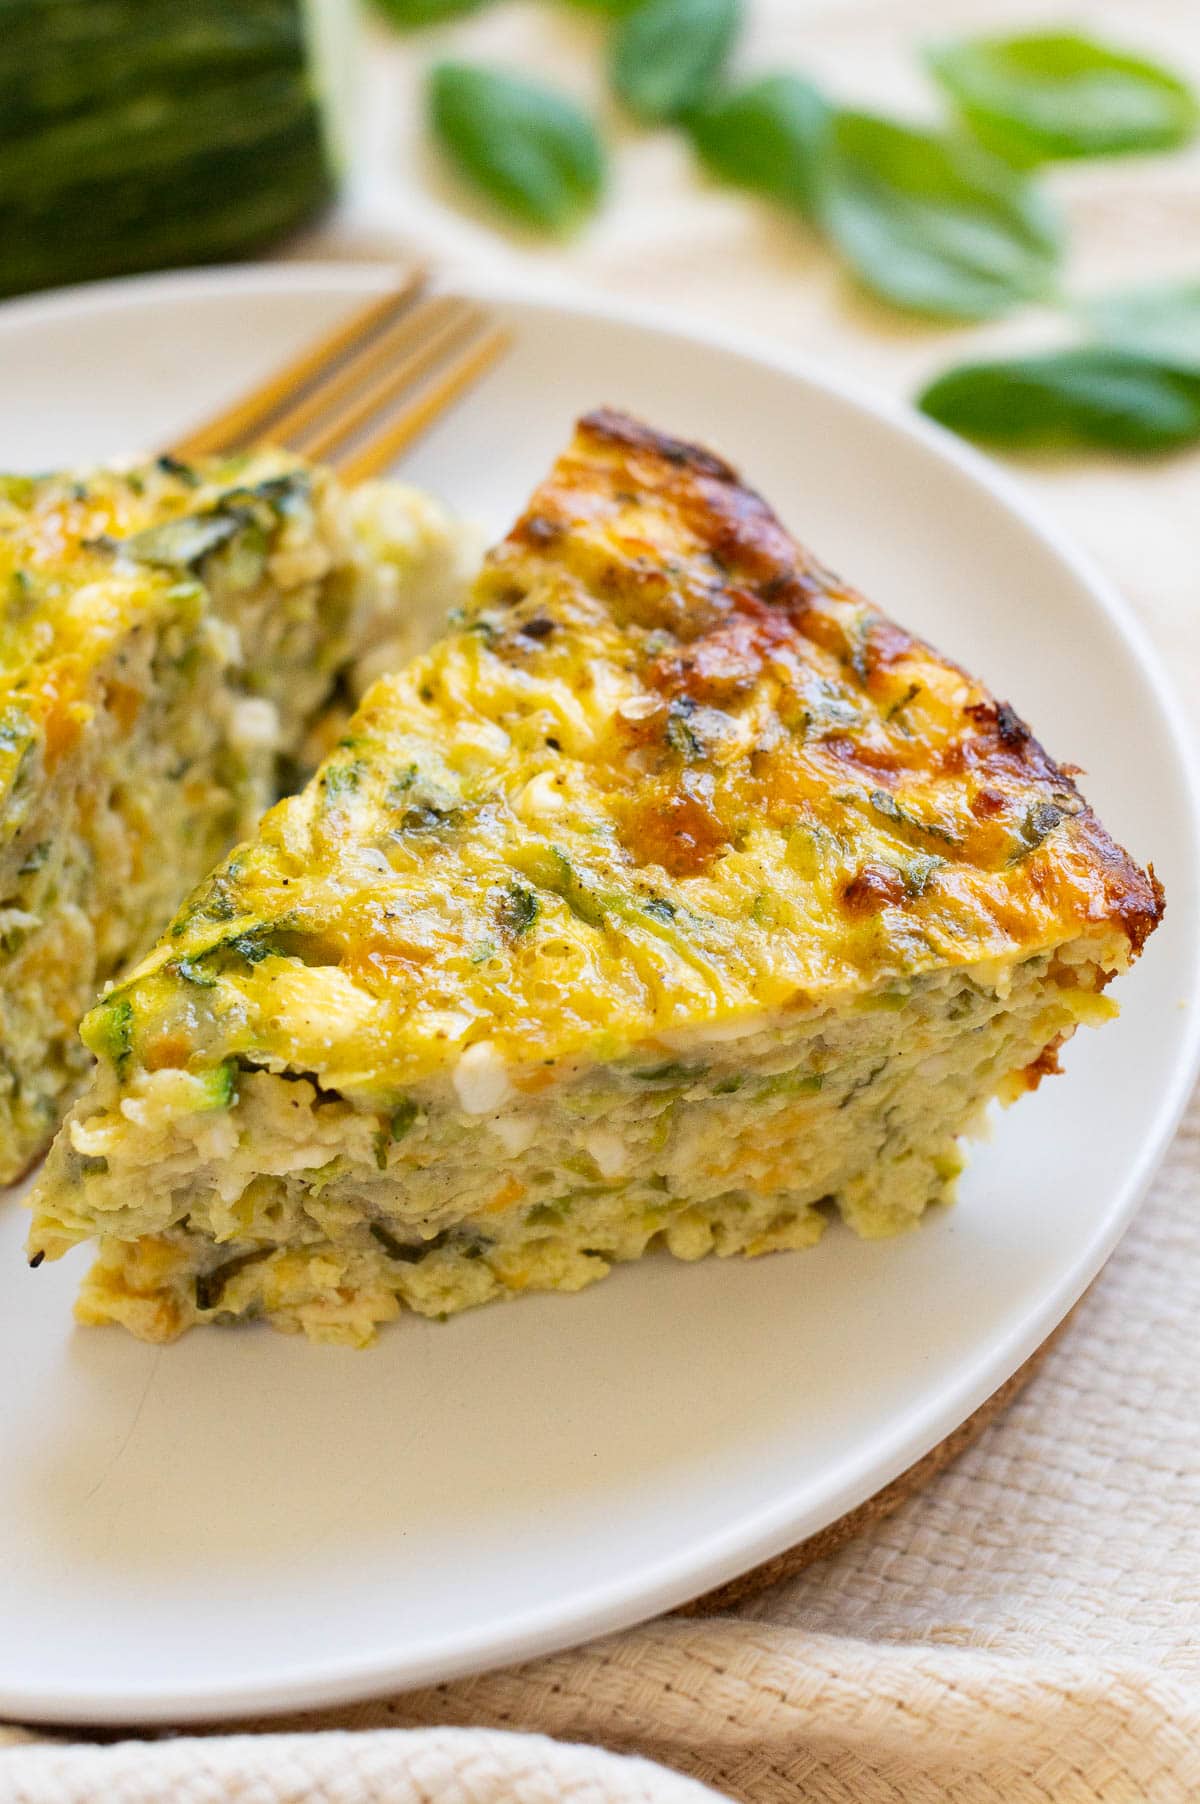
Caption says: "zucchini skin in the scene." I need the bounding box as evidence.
[0,0,336,297]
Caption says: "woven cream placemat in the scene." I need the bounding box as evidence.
[4,2,1200,1800]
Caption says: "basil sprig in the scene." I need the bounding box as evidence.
[611,0,742,125]
[927,31,1199,165]
[1081,281,1200,371]
[428,63,605,233]
[689,74,832,218]
[692,88,1061,319]
[400,3,1197,369]
[920,278,1200,454]
[919,349,1200,453]
[822,112,1062,320]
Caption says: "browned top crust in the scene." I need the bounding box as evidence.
[491,408,1163,953]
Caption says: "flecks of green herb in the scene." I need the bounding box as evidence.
[688,73,832,218]
[526,1201,565,1226]
[399,801,461,831]
[156,454,200,486]
[8,568,34,611]
[228,933,277,965]
[197,1061,238,1111]
[386,765,418,807]
[429,62,605,234]
[175,957,218,988]
[902,853,945,897]
[919,348,1200,452]
[520,845,610,929]
[390,1099,420,1140]
[642,896,676,922]
[868,788,959,845]
[118,512,240,571]
[17,841,49,876]
[0,705,32,755]
[630,1061,704,1083]
[665,699,703,760]
[471,939,497,964]
[611,0,741,126]
[927,31,1199,166]
[713,1073,744,1094]
[189,891,238,930]
[498,880,540,937]
[759,1069,824,1098]
[886,682,922,723]
[1009,800,1064,861]
[85,996,134,1074]
[323,761,364,800]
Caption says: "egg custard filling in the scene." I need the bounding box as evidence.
[0,452,470,1181]
[27,411,1162,1344]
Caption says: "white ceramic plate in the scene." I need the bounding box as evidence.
[1,265,1197,1727]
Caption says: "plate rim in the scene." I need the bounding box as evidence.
[2,260,1198,1725]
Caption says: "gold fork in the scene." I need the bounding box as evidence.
[167,267,509,482]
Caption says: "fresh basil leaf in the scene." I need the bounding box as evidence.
[370,0,492,25]
[919,348,1200,452]
[822,111,1062,320]
[1081,280,1200,371]
[611,0,742,125]
[927,32,1199,164]
[688,73,832,219]
[428,63,605,233]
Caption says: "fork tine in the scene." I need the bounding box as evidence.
[263,293,467,454]
[168,268,426,460]
[337,324,511,484]
[292,300,490,465]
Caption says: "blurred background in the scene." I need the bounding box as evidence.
[4,0,1200,696]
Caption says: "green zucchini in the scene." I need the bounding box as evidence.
[0,0,343,298]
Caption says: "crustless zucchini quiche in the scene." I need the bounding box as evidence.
[27,411,1163,1344]
[0,452,469,1182]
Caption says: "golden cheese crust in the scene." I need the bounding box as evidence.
[50,410,1161,1106]
[493,406,1161,949]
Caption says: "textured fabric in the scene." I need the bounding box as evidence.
[0,1727,725,1803]
[4,1,1199,1800]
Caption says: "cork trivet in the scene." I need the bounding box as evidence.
[678,1294,1083,1615]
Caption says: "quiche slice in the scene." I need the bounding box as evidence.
[27,411,1162,1345]
[0,452,469,1181]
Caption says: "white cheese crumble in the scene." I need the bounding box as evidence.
[515,770,567,822]
[584,1128,627,1179]
[453,1040,512,1114]
[354,846,392,874]
[229,696,281,751]
[490,1114,537,1156]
